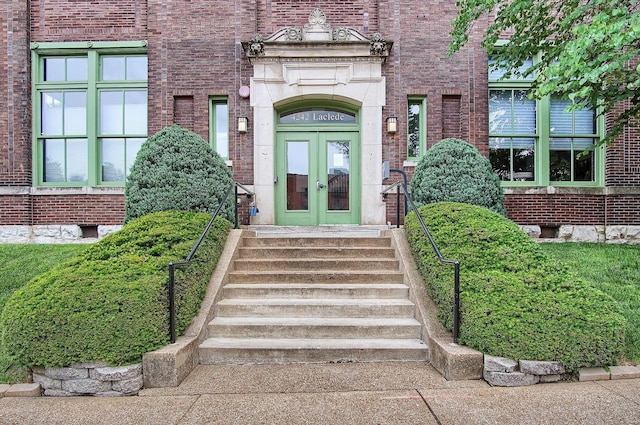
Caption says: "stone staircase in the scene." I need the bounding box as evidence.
[198,228,428,364]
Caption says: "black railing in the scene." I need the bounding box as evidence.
[382,177,462,343]
[167,181,254,343]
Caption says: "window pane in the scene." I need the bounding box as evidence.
[513,140,535,182]
[66,58,88,81]
[43,139,65,182]
[102,56,126,80]
[550,98,573,134]
[41,92,63,135]
[44,58,65,81]
[126,138,145,176]
[549,141,571,181]
[489,90,512,134]
[214,103,229,157]
[574,108,596,134]
[490,137,511,181]
[407,102,421,157]
[101,138,125,182]
[66,139,88,182]
[124,91,147,134]
[100,91,124,135]
[512,90,535,134]
[63,92,87,135]
[488,58,533,80]
[126,57,148,80]
[575,150,594,181]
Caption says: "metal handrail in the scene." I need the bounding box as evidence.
[167,181,254,343]
[381,179,462,343]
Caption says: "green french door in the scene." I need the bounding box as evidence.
[275,131,360,225]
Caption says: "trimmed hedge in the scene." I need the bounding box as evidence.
[405,202,626,371]
[125,125,234,223]
[410,138,506,215]
[0,211,230,368]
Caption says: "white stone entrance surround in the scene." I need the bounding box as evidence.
[243,9,391,225]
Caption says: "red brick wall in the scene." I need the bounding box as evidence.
[0,195,32,225]
[504,194,606,226]
[32,195,125,225]
[0,1,638,228]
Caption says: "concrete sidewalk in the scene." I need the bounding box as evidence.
[1,362,639,424]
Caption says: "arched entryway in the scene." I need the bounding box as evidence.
[275,103,360,225]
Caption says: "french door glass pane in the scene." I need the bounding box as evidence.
[286,141,309,211]
[327,141,350,211]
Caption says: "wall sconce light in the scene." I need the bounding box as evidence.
[386,117,397,133]
[238,117,248,133]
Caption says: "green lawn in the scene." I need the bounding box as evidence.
[0,244,89,383]
[541,242,640,365]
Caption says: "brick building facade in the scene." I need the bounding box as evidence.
[1,1,639,242]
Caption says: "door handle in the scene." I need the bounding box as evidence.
[316,180,326,191]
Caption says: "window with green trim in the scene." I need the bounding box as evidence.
[489,58,602,186]
[33,42,148,186]
[209,97,229,159]
[407,96,426,160]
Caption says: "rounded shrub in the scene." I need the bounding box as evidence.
[410,138,506,215]
[125,125,234,223]
[0,210,231,368]
[405,202,626,371]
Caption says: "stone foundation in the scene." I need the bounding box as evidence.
[33,363,143,397]
[0,225,121,244]
[521,225,640,244]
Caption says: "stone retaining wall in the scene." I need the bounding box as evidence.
[483,356,568,386]
[32,363,143,397]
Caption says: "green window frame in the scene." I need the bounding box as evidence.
[32,41,148,187]
[489,57,604,186]
[209,97,229,159]
[407,96,427,160]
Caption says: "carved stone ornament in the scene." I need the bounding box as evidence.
[370,33,388,56]
[303,9,332,41]
[285,27,302,41]
[246,34,265,57]
[333,27,350,41]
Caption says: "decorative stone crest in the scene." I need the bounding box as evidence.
[370,33,388,56]
[246,34,265,57]
[241,9,392,59]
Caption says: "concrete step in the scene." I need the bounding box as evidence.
[207,317,422,339]
[222,283,409,299]
[238,246,397,259]
[232,258,400,272]
[241,236,392,248]
[227,270,405,284]
[247,225,387,238]
[215,298,416,318]
[198,338,428,364]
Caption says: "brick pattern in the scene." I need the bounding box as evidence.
[32,195,125,225]
[0,1,637,228]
